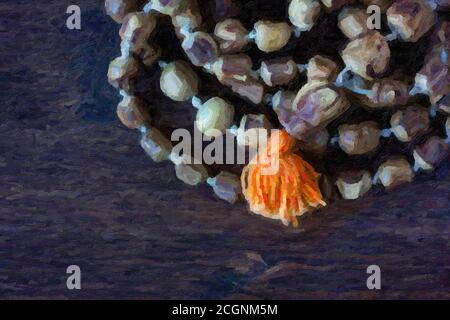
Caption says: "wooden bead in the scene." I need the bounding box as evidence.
[338,121,380,155]
[307,55,338,82]
[319,174,340,201]
[119,12,156,43]
[445,117,450,138]
[240,114,273,133]
[207,171,242,204]
[375,157,414,189]
[342,31,390,80]
[414,48,450,104]
[121,39,160,67]
[119,12,160,66]
[221,77,265,105]
[387,0,436,42]
[298,127,330,155]
[430,21,450,47]
[434,0,450,11]
[438,95,450,115]
[390,106,430,142]
[175,161,209,186]
[272,90,305,138]
[212,54,253,83]
[140,128,173,163]
[195,97,235,137]
[234,114,273,148]
[253,21,292,53]
[272,90,296,112]
[320,0,354,12]
[182,31,219,67]
[160,61,199,102]
[107,55,140,93]
[117,95,151,129]
[336,170,372,200]
[273,82,350,139]
[288,0,321,32]
[172,0,202,39]
[105,0,139,23]
[151,0,187,17]
[142,46,162,66]
[292,81,350,135]
[260,57,298,87]
[348,77,409,108]
[338,7,369,39]
[368,79,409,107]
[360,0,392,13]
[213,0,240,22]
[413,136,450,171]
[214,19,249,54]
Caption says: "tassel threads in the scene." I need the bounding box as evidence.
[241,130,326,227]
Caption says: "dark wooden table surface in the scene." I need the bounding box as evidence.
[0,0,449,299]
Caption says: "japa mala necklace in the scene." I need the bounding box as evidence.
[106,0,450,227]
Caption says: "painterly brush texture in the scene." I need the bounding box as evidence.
[0,0,449,299]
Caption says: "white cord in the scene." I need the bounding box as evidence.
[335,66,350,87]
[143,2,153,13]
[191,96,203,109]
[247,30,256,41]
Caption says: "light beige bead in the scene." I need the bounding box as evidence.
[253,21,292,53]
[336,170,372,200]
[160,61,199,102]
[338,7,369,39]
[338,121,381,155]
[342,31,391,80]
[307,55,338,82]
[289,0,321,32]
[195,97,235,137]
[375,158,414,189]
[214,19,249,54]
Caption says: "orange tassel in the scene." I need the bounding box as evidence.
[241,130,326,227]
